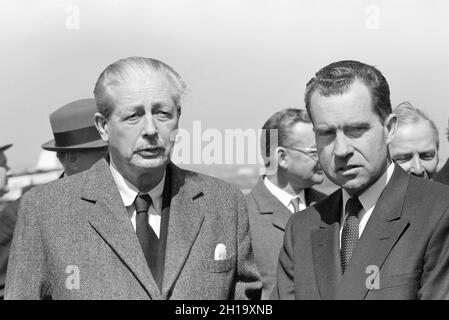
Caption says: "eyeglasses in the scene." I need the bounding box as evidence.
[281,146,318,160]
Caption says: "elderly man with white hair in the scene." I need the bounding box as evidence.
[5,57,261,300]
[389,102,439,180]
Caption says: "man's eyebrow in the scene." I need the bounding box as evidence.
[151,101,173,109]
[314,124,332,130]
[344,122,370,128]
[419,150,437,154]
[120,103,144,110]
[393,153,412,157]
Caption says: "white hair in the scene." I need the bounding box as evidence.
[93,57,187,119]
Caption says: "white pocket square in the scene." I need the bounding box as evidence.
[214,243,227,260]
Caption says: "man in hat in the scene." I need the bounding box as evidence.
[6,57,261,300]
[41,98,108,176]
[0,99,107,298]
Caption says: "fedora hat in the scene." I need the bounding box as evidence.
[41,98,108,151]
[0,144,12,152]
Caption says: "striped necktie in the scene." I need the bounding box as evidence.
[290,197,301,212]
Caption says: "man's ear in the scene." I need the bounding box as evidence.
[94,112,109,143]
[67,152,79,170]
[385,113,398,145]
[276,147,288,169]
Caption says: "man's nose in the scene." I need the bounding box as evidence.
[142,114,159,136]
[333,132,353,158]
[408,157,426,178]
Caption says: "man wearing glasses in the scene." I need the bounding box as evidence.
[246,108,325,299]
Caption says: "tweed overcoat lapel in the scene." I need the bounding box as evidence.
[81,159,162,299]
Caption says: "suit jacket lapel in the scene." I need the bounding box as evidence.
[251,177,293,231]
[81,159,162,299]
[272,201,293,231]
[162,163,205,299]
[311,190,343,300]
[336,165,410,299]
[305,187,324,207]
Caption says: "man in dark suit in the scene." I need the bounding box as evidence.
[246,108,325,299]
[434,120,449,185]
[0,99,108,298]
[0,143,13,297]
[435,159,449,185]
[274,60,449,300]
[6,57,261,299]
[0,198,19,299]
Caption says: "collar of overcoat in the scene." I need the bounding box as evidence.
[81,158,205,299]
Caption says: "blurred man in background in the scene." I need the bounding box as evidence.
[0,143,13,298]
[0,144,12,200]
[0,98,107,298]
[41,99,108,176]
[246,108,325,299]
[389,102,439,179]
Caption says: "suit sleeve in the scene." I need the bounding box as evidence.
[5,192,50,299]
[271,217,296,300]
[419,205,449,299]
[233,187,262,300]
[0,201,20,298]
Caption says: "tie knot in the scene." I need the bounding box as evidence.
[134,193,152,214]
[345,197,362,217]
[290,197,301,212]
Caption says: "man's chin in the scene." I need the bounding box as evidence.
[312,174,325,185]
[132,157,169,171]
[339,178,369,195]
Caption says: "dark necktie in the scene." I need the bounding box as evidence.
[340,197,362,273]
[290,197,301,212]
[134,193,160,278]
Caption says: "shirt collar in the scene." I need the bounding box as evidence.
[109,160,165,211]
[263,176,306,208]
[342,162,395,214]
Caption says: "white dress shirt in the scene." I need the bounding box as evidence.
[110,161,165,238]
[339,163,395,248]
[263,176,307,213]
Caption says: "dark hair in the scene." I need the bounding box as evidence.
[261,108,311,167]
[305,60,391,122]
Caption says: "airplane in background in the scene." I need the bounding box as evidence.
[0,150,62,205]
